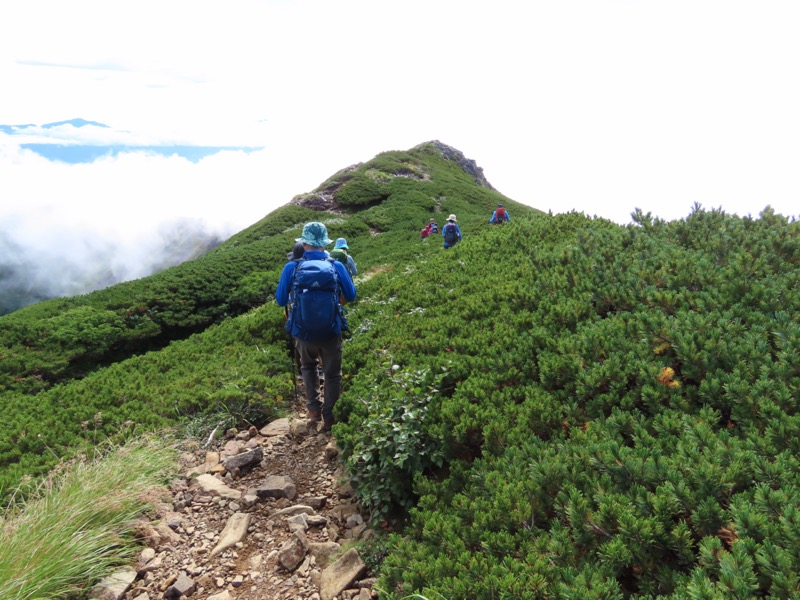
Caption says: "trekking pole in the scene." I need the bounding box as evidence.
[284,307,299,404]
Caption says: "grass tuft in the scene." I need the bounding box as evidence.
[0,434,177,600]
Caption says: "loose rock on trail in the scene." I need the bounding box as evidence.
[93,405,378,600]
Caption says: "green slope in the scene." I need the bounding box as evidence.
[0,141,522,490]
[2,140,800,598]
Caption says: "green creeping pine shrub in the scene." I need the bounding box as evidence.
[5,140,800,597]
[0,435,176,600]
[335,363,447,520]
[336,177,390,207]
[363,208,800,597]
[0,304,290,501]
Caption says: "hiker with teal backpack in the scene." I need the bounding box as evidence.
[330,238,358,278]
[441,214,462,249]
[276,222,357,433]
[489,204,510,224]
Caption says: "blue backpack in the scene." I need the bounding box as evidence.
[443,222,458,244]
[288,258,345,341]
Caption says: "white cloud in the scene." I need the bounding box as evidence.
[1,0,799,310]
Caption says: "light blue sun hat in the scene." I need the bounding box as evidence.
[296,222,333,247]
[334,238,349,250]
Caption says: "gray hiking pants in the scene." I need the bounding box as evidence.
[294,335,343,421]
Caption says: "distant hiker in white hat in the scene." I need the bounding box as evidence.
[330,238,358,278]
[275,222,357,433]
[441,214,462,249]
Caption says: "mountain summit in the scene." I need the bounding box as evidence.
[3,141,797,598]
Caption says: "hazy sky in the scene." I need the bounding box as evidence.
[2,0,799,252]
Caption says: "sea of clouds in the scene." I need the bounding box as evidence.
[0,121,301,314]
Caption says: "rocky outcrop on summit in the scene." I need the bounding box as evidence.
[91,415,376,600]
[416,140,496,191]
[290,140,494,213]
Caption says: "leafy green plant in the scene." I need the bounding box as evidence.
[337,362,447,519]
[3,140,799,598]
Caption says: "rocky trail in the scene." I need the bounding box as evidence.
[92,395,379,600]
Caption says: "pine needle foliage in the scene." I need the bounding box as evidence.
[2,140,799,597]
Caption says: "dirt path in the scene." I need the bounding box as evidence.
[120,393,377,600]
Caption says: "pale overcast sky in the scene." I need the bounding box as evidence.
[2,0,799,250]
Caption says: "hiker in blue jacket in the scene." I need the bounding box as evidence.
[276,222,357,432]
[489,204,510,224]
[441,214,462,249]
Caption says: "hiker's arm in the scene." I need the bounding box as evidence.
[275,263,295,306]
[334,262,357,303]
[348,255,358,276]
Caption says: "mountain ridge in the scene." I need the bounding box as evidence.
[3,140,798,598]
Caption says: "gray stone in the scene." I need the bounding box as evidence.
[290,418,310,436]
[208,592,232,600]
[153,522,181,547]
[278,531,308,572]
[320,548,366,600]
[260,417,291,436]
[346,513,364,528]
[89,567,136,600]
[137,547,156,568]
[138,553,164,574]
[221,446,263,472]
[324,441,339,459]
[271,504,315,518]
[221,439,243,457]
[308,514,329,527]
[308,541,341,569]
[287,513,309,532]
[256,475,296,500]
[211,512,252,557]
[194,473,242,500]
[164,572,196,598]
[306,496,328,510]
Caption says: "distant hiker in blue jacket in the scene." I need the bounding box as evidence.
[489,204,510,224]
[276,222,357,432]
[441,214,462,249]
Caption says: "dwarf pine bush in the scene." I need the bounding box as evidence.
[368,208,800,598]
[3,140,799,597]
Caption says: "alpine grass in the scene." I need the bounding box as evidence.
[0,434,176,600]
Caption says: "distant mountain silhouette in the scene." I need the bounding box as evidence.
[0,117,109,133]
[0,117,263,163]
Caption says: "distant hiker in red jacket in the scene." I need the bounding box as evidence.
[420,218,438,239]
[489,204,510,224]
